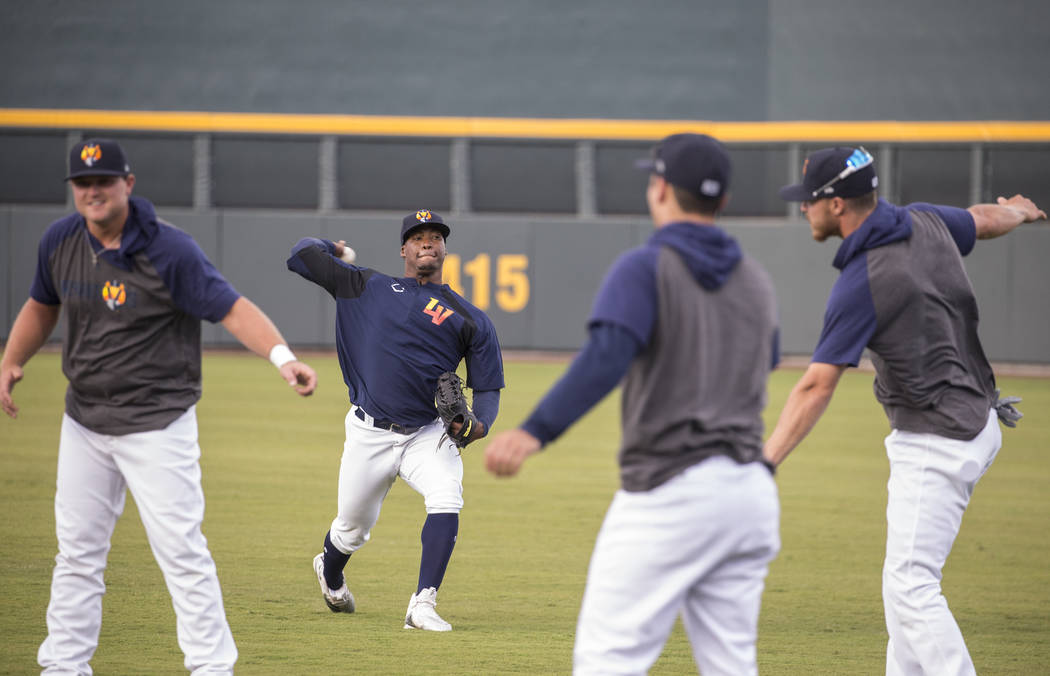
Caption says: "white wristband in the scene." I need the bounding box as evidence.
[268,344,297,369]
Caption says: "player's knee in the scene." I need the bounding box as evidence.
[330,520,370,552]
[424,490,463,513]
[883,568,943,612]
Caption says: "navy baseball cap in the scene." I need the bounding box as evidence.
[778,147,879,201]
[401,209,451,244]
[65,138,131,180]
[635,133,731,199]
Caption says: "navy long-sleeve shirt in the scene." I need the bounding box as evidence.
[287,237,504,429]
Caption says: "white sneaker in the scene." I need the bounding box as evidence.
[403,587,452,631]
[313,553,355,613]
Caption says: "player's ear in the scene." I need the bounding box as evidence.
[400,244,406,258]
[653,175,671,204]
[124,173,136,193]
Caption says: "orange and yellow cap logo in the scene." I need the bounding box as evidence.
[81,144,102,167]
[415,209,433,222]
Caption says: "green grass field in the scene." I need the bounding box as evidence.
[1,352,1048,674]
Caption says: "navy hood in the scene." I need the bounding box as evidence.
[649,221,742,290]
[121,195,160,255]
[832,199,912,270]
[78,195,160,271]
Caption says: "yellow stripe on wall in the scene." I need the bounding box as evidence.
[2,108,1050,142]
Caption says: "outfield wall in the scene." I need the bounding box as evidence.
[3,1,1048,122]
[3,206,1048,363]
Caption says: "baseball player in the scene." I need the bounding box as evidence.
[485,134,781,675]
[287,210,504,631]
[0,138,317,675]
[764,146,1045,676]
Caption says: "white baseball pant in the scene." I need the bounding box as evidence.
[327,406,463,555]
[38,409,237,675]
[574,455,780,676]
[883,408,1002,676]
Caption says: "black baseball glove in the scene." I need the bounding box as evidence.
[434,371,481,448]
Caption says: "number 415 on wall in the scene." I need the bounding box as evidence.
[444,253,530,313]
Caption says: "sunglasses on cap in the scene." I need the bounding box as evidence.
[810,147,874,198]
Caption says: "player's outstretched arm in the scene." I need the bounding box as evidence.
[485,428,542,477]
[763,362,846,467]
[969,194,1047,240]
[1,298,61,418]
[220,297,317,396]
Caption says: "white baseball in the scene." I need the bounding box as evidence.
[340,246,357,264]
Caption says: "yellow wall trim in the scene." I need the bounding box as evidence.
[2,108,1050,142]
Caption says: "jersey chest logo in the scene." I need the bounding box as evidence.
[102,280,127,310]
[423,297,454,325]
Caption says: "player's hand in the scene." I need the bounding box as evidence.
[448,418,486,444]
[333,240,357,264]
[484,428,541,477]
[280,360,317,397]
[996,194,1047,222]
[0,364,24,418]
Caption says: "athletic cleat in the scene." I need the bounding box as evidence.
[403,587,452,631]
[313,553,355,613]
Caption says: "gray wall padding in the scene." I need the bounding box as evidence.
[3,206,1048,363]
